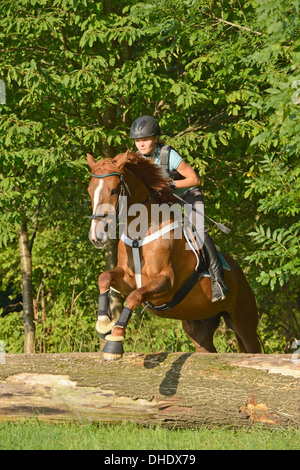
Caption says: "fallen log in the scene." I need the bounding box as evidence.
[0,352,299,429]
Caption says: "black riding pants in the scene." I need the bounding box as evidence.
[180,188,222,279]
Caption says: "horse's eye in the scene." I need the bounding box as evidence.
[111,188,118,195]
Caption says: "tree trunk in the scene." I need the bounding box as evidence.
[18,221,35,354]
[0,352,299,428]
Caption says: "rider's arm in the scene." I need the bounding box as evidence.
[170,160,200,190]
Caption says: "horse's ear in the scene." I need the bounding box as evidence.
[112,150,129,170]
[87,153,95,169]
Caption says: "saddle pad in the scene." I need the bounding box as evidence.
[203,253,231,277]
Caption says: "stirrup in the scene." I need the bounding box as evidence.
[211,280,228,303]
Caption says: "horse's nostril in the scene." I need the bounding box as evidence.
[89,231,106,244]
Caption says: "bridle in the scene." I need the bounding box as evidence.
[87,170,173,224]
[87,171,131,222]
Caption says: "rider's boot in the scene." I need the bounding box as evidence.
[204,234,229,302]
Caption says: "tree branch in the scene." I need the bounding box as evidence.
[203,11,262,36]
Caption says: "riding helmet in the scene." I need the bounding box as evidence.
[130,116,161,139]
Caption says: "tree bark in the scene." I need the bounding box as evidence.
[0,352,299,428]
[18,221,35,354]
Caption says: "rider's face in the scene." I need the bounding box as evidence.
[134,136,158,155]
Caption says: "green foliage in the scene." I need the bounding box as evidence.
[125,310,194,354]
[246,223,300,290]
[241,0,300,292]
[0,312,24,353]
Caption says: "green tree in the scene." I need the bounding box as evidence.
[242,0,300,341]
[243,0,300,287]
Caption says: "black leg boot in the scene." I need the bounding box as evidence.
[96,290,115,339]
[204,233,229,302]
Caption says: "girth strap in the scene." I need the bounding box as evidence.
[121,221,181,288]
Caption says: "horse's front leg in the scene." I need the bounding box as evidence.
[103,272,171,360]
[96,267,126,340]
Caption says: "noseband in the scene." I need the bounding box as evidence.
[87,171,130,222]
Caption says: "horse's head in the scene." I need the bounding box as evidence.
[87,152,128,248]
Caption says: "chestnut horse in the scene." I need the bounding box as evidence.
[87,151,261,359]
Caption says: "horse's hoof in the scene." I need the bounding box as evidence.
[102,337,124,361]
[102,352,123,361]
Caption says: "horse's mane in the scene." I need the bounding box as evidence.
[93,151,179,205]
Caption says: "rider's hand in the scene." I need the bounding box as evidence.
[168,179,176,190]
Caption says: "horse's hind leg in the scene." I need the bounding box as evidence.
[233,324,261,353]
[182,316,221,353]
[226,304,261,354]
[222,312,246,353]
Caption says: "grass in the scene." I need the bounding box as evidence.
[0,420,299,450]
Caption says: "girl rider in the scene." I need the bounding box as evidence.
[129,115,228,303]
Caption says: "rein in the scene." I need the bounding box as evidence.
[92,172,121,178]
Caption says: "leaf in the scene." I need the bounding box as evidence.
[265,87,281,94]
[0,178,10,190]
[177,94,184,106]
[172,83,181,96]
